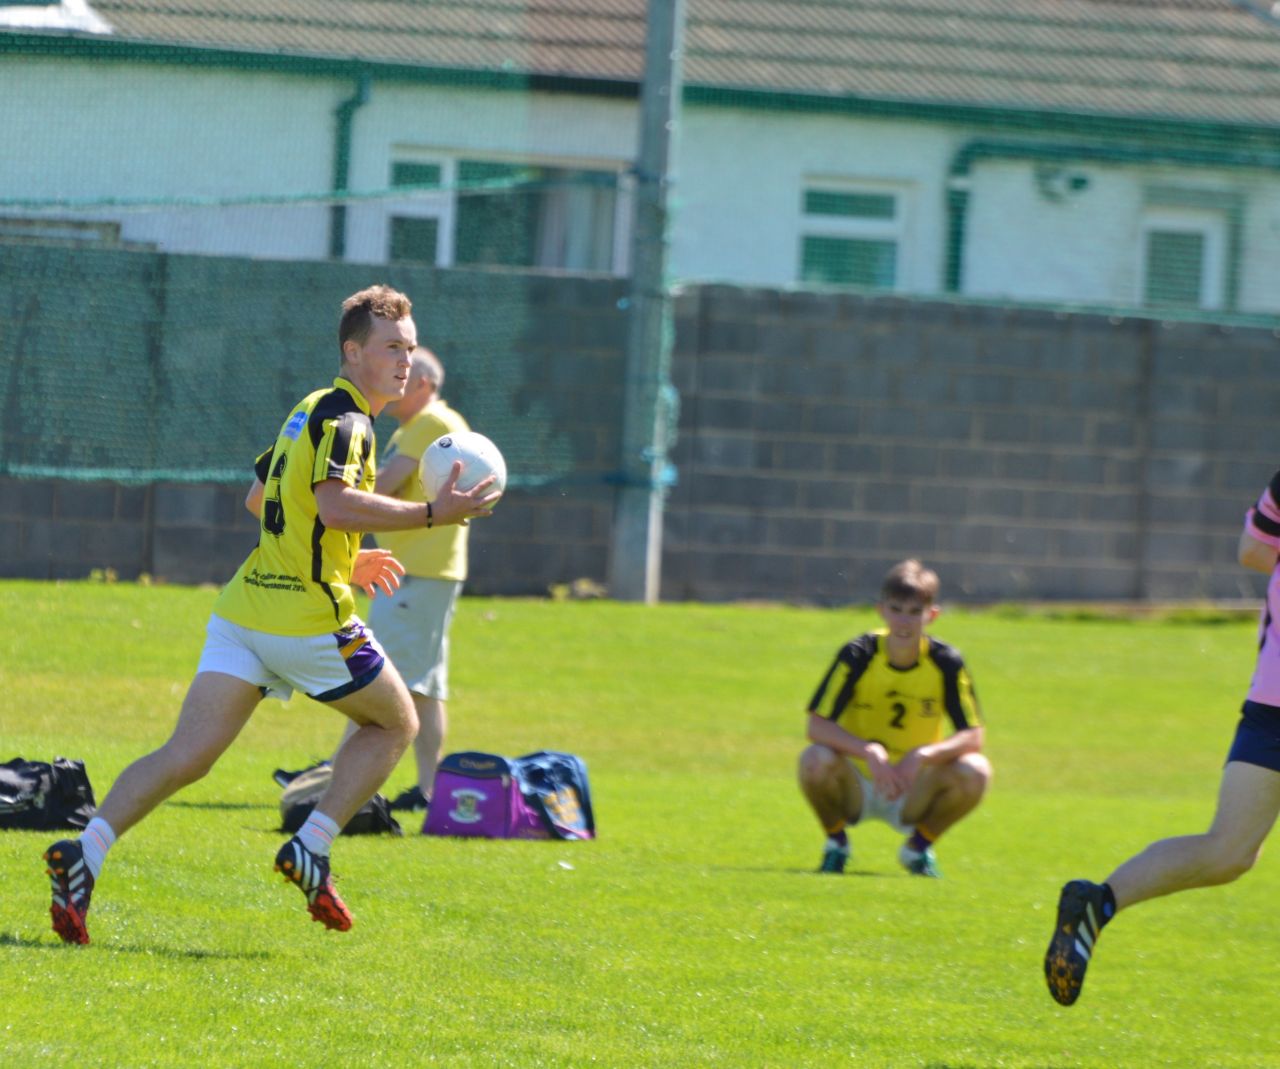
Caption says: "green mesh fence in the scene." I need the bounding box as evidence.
[4,1,1280,484]
[0,178,606,485]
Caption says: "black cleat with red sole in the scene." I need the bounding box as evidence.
[274,837,353,932]
[44,839,94,945]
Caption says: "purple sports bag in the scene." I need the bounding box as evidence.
[423,750,595,840]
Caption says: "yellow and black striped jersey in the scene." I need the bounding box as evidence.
[214,377,377,636]
[807,630,982,777]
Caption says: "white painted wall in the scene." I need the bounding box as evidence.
[0,57,639,263]
[964,160,1280,313]
[671,107,967,292]
[3,53,1279,313]
[0,58,336,258]
[963,161,1144,305]
[1238,176,1280,315]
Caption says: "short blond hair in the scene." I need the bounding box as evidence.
[337,284,413,354]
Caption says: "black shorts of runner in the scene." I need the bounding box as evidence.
[1227,701,1280,774]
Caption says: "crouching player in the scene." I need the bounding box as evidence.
[798,559,991,878]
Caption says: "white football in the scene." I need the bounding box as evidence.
[419,431,507,501]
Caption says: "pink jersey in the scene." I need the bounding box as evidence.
[1244,472,1280,706]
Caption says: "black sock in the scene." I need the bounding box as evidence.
[827,829,848,850]
[906,828,934,854]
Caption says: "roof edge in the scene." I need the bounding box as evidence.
[0,28,640,97]
[683,84,1280,150]
[5,27,1280,145]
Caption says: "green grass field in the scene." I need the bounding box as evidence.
[1,581,1276,1068]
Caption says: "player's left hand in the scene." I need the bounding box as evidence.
[353,548,406,598]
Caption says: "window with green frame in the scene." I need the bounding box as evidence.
[386,156,620,271]
[388,161,444,264]
[1143,230,1205,307]
[391,162,442,189]
[454,161,618,271]
[454,160,538,267]
[799,186,900,290]
[1140,194,1235,312]
[801,236,897,288]
[389,216,440,265]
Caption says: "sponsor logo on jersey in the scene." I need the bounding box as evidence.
[283,411,307,440]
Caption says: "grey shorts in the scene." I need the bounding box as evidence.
[367,576,462,699]
[850,764,912,835]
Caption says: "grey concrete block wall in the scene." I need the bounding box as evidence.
[661,286,1280,604]
[0,477,259,582]
[4,250,1280,604]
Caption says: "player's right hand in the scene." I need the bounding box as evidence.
[864,743,903,800]
[431,460,503,526]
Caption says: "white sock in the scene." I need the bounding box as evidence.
[296,810,341,858]
[78,816,117,879]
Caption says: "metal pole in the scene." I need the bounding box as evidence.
[608,0,686,603]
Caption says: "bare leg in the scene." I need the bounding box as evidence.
[797,744,863,829]
[1108,761,1280,911]
[1044,761,1280,1006]
[97,671,263,837]
[44,672,262,944]
[317,662,418,828]
[337,691,444,801]
[901,752,992,839]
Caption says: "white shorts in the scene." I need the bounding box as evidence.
[851,765,912,835]
[197,614,386,703]
[367,576,461,700]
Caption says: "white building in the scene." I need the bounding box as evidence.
[4,0,1280,316]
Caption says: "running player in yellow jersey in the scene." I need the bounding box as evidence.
[798,559,991,878]
[334,348,473,822]
[42,285,499,944]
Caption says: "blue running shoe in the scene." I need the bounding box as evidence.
[898,843,943,878]
[819,841,850,874]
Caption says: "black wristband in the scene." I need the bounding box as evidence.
[426,501,433,528]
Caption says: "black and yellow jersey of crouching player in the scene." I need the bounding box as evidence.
[807,631,982,779]
[214,377,376,636]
